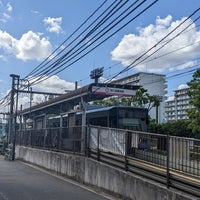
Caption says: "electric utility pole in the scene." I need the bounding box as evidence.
[8,74,20,160]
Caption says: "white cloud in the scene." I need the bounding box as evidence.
[177,84,189,90]
[111,15,200,73]
[0,30,52,61]
[166,96,175,102]
[16,31,52,61]
[31,10,42,17]
[7,2,12,12]
[43,17,62,34]
[0,30,14,53]
[0,54,6,61]
[3,12,11,19]
[0,2,12,23]
[32,75,76,93]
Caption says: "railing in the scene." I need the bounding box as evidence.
[89,126,200,177]
[15,126,200,197]
[16,126,86,154]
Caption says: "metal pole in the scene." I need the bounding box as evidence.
[81,97,86,153]
[8,74,20,161]
[166,133,170,188]
[97,127,100,161]
[125,131,128,171]
[86,125,91,157]
[12,75,19,161]
[8,75,15,145]
[19,105,22,146]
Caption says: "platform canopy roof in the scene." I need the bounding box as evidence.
[18,83,140,116]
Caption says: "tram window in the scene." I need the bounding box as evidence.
[118,118,142,131]
[118,109,132,118]
[88,117,107,127]
[118,109,147,118]
[109,117,117,128]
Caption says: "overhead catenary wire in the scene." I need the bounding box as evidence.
[0,0,156,110]
[25,0,144,84]
[29,0,147,82]
[1,1,199,109]
[27,19,200,88]
[0,7,198,108]
[25,0,109,79]
[1,63,198,109]
[27,0,159,87]
[0,0,151,109]
[25,0,129,81]
[104,7,200,83]
[76,34,200,86]
[0,0,123,108]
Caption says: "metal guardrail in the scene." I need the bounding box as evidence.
[15,125,200,197]
[89,126,200,177]
[89,149,200,198]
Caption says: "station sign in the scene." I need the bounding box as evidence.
[92,86,136,97]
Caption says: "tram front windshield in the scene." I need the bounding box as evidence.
[117,109,147,131]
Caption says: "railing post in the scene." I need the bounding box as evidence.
[125,131,128,171]
[73,127,75,154]
[86,125,91,157]
[166,133,170,188]
[97,126,100,161]
[58,127,62,150]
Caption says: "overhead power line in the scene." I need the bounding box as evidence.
[26,0,128,81]
[23,0,159,87]
[105,7,200,83]
[0,0,159,109]
[24,0,129,82]
[25,0,108,79]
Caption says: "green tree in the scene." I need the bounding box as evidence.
[187,69,200,138]
[150,120,194,138]
[93,97,119,106]
[131,88,160,112]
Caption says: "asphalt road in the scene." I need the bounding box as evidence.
[0,156,112,200]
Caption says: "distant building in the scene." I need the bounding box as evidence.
[112,72,167,123]
[165,84,193,122]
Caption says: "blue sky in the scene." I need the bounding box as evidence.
[0,0,200,108]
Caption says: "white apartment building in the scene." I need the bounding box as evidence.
[165,84,193,122]
[112,72,167,123]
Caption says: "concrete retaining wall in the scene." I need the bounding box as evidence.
[16,146,197,200]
